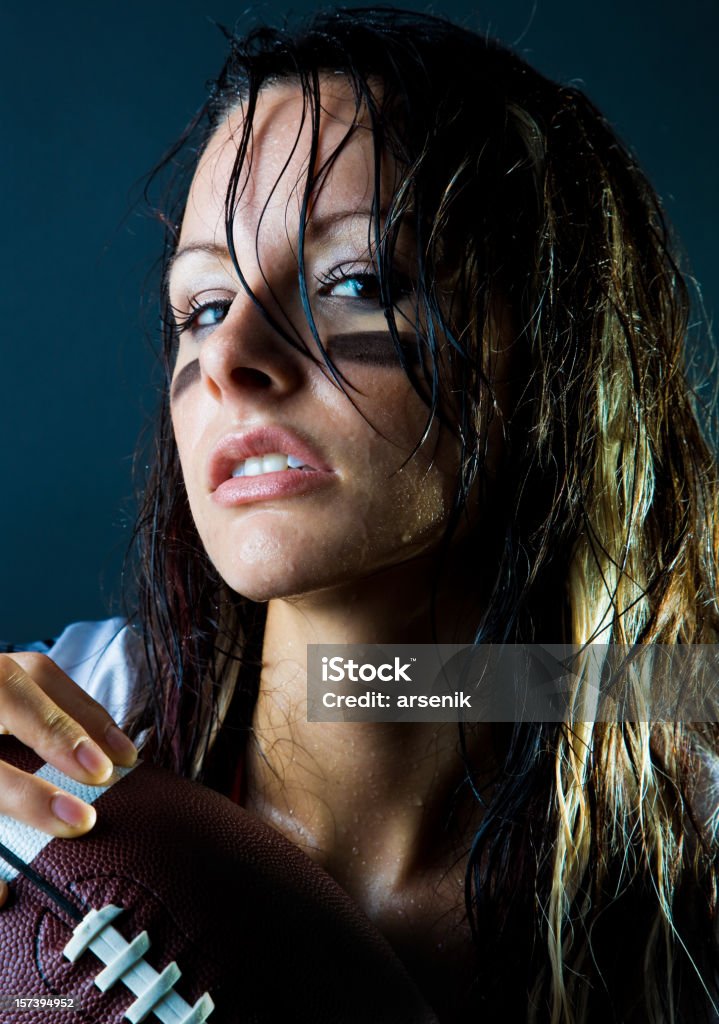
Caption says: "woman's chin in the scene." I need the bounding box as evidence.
[216,560,339,605]
[205,526,449,606]
[206,532,307,601]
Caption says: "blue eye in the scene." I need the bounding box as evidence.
[317,263,414,307]
[324,273,382,301]
[172,299,231,337]
[195,303,228,327]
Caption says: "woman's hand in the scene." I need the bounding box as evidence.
[0,651,137,907]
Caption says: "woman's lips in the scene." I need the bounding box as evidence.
[212,466,335,506]
[208,426,335,506]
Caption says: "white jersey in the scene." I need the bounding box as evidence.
[45,618,144,729]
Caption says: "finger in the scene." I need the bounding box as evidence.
[0,758,96,838]
[0,656,116,785]
[1,653,137,769]
[0,880,8,908]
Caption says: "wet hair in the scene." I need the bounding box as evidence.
[128,8,719,1021]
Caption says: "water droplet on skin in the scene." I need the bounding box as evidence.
[352,846,360,856]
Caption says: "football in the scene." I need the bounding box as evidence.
[0,737,437,1023]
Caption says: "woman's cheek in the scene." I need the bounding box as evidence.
[342,430,452,562]
[346,380,458,548]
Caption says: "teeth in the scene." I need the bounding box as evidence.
[231,452,310,478]
[244,456,268,477]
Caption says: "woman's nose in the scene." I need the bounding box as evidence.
[197,289,306,403]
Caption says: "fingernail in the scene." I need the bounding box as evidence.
[104,724,137,762]
[51,793,96,829]
[74,738,112,779]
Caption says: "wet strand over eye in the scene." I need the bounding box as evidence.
[314,265,421,366]
[315,264,413,306]
[318,271,382,301]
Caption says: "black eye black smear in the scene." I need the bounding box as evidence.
[171,359,201,401]
[326,331,422,367]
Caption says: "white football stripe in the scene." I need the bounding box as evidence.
[0,761,136,883]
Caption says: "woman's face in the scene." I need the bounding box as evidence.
[169,80,468,602]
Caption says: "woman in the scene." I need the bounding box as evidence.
[0,7,717,1021]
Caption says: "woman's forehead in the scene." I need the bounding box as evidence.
[179,79,385,249]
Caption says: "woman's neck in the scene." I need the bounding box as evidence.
[243,549,496,905]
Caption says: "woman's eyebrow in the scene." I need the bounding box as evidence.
[166,242,230,285]
[305,209,374,236]
[305,208,417,241]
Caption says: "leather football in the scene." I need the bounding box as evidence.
[0,737,437,1023]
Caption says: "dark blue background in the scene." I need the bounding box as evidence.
[2,0,716,640]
